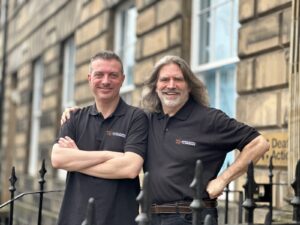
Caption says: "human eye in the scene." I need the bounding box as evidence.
[175,77,184,82]
[109,73,120,79]
[159,77,169,82]
[93,72,104,79]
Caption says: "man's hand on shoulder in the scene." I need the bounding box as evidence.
[61,106,80,125]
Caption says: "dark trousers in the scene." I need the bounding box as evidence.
[150,208,218,225]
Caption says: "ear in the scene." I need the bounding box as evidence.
[87,74,91,82]
[121,74,125,84]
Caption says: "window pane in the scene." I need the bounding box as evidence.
[62,36,76,109]
[197,0,239,65]
[29,58,44,176]
[219,65,236,116]
[114,1,137,102]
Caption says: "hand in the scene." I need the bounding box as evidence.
[206,176,227,199]
[58,136,79,149]
[61,106,80,125]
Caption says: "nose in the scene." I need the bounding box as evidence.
[102,74,110,84]
[167,79,175,88]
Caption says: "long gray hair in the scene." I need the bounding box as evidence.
[141,55,209,113]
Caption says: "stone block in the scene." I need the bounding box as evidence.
[45,60,60,78]
[18,89,31,105]
[41,110,57,128]
[153,47,182,62]
[169,19,182,46]
[157,0,182,25]
[237,59,254,93]
[18,76,31,92]
[279,88,289,126]
[257,0,291,14]
[255,50,289,89]
[75,83,93,103]
[135,39,143,61]
[281,9,291,45]
[239,0,255,22]
[142,26,168,57]
[39,127,56,144]
[239,14,280,56]
[136,0,157,11]
[75,63,89,84]
[134,58,155,85]
[15,133,27,146]
[237,92,279,127]
[136,6,156,35]
[44,77,60,96]
[41,95,58,111]
[44,46,60,64]
[76,35,108,65]
[17,105,30,120]
[16,118,29,133]
[76,15,106,46]
[18,64,31,80]
[79,0,105,23]
[136,0,145,11]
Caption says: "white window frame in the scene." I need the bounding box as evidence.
[62,36,76,109]
[114,0,137,104]
[58,36,76,180]
[191,0,239,72]
[28,58,44,176]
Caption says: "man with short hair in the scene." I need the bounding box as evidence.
[51,51,148,225]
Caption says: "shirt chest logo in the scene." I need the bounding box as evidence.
[175,138,196,147]
[106,130,126,138]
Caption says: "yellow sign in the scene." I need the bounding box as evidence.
[257,132,288,167]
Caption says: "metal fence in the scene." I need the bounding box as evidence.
[0,160,63,225]
[0,158,299,225]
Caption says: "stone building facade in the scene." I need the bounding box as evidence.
[0,0,297,224]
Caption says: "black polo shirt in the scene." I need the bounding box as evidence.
[56,99,148,225]
[144,97,259,204]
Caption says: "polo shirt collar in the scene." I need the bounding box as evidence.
[89,98,127,117]
[157,97,195,121]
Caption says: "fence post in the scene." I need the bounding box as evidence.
[37,159,47,225]
[264,156,273,225]
[190,160,205,225]
[81,198,96,225]
[224,163,230,224]
[135,172,151,225]
[238,191,243,224]
[242,161,257,224]
[291,159,300,223]
[9,167,17,225]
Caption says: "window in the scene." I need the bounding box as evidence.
[62,36,76,109]
[57,36,76,179]
[114,1,137,105]
[28,58,44,176]
[191,0,239,68]
[191,0,239,172]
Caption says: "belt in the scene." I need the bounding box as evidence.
[151,200,217,214]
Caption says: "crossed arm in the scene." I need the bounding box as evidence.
[51,136,143,179]
[206,135,270,199]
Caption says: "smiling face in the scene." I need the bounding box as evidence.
[88,58,124,104]
[155,63,190,115]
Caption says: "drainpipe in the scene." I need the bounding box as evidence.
[0,0,9,202]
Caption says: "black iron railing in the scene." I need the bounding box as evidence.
[0,159,64,225]
[1,158,300,225]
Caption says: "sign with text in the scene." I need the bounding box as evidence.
[257,132,288,167]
